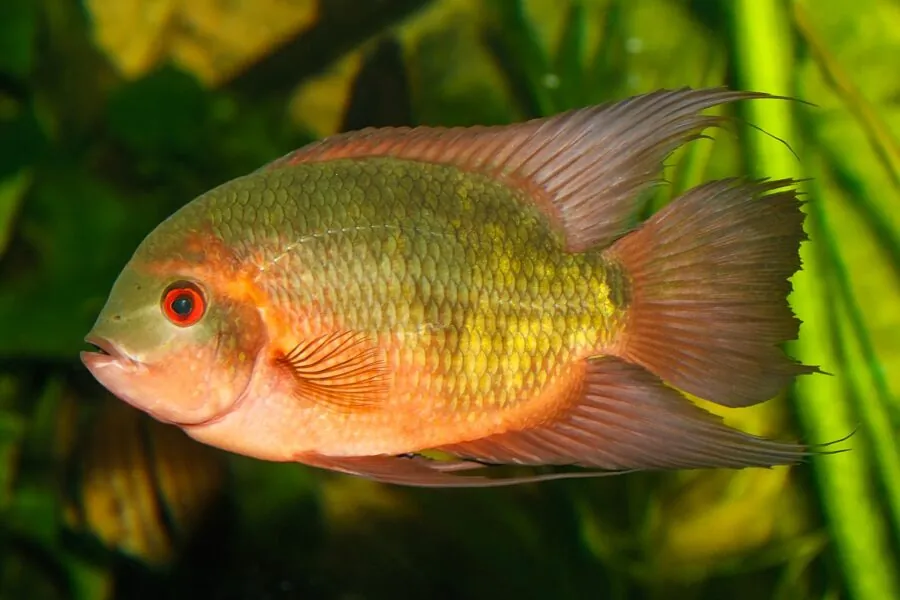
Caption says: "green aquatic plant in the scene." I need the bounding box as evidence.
[729,1,900,598]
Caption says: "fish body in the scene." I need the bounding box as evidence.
[149,158,626,458]
[82,88,821,487]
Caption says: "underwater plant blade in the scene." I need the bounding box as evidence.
[729,1,900,599]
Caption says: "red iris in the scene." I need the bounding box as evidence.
[162,281,206,326]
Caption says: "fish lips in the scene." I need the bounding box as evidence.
[81,334,133,370]
[80,334,156,414]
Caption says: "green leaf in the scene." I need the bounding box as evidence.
[0,105,48,179]
[0,168,163,359]
[106,64,213,157]
[406,11,515,127]
[0,377,26,511]
[59,553,111,600]
[0,170,32,260]
[553,2,588,109]
[585,0,628,104]
[6,487,59,547]
[728,1,900,599]
[487,0,555,117]
[0,0,37,78]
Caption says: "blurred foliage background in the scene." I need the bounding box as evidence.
[0,0,898,598]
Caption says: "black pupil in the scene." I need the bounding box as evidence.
[171,293,193,317]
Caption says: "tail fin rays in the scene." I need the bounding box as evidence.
[605,178,819,408]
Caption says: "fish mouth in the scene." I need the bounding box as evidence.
[84,334,121,359]
[80,334,133,369]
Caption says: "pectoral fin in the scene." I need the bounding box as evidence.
[275,330,390,412]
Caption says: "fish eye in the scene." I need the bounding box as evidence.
[161,280,206,327]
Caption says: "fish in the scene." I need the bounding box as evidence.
[80,87,825,488]
[63,396,228,565]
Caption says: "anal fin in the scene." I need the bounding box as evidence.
[438,357,816,472]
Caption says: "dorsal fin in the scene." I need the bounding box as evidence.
[265,87,775,251]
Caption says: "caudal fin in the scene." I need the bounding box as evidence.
[604,178,819,408]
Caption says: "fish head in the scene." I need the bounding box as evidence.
[81,223,267,427]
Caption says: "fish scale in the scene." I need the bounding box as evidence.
[191,157,623,417]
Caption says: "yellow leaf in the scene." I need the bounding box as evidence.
[84,0,178,78]
[288,50,363,138]
[86,0,319,84]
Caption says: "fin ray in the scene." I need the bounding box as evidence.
[605,178,819,407]
[276,330,389,412]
